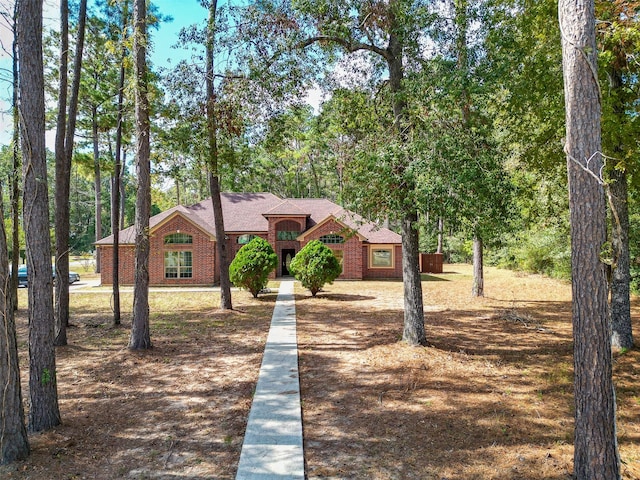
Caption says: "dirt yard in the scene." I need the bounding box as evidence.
[0,264,639,479]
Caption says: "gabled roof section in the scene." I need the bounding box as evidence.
[95,192,401,246]
[154,207,216,239]
[96,193,285,245]
[263,200,309,217]
[95,205,216,245]
[297,215,366,242]
[286,199,401,244]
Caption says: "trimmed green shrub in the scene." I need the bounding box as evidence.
[229,237,277,298]
[289,240,342,297]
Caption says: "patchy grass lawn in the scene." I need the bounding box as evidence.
[0,265,638,479]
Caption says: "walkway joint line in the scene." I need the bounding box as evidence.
[236,280,304,480]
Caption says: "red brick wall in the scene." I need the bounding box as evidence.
[362,245,403,279]
[99,245,136,284]
[229,233,268,259]
[99,214,403,284]
[99,216,217,286]
[150,218,216,285]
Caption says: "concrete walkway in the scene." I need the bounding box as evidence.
[236,280,305,480]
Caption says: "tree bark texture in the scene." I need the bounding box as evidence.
[401,212,427,346]
[54,0,70,346]
[92,107,102,273]
[0,185,29,464]
[10,12,20,312]
[437,217,443,254]
[559,0,620,477]
[130,0,152,350]
[387,16,426,345]
[607,118,633,349]
[119,155,127,230]
[112,15,127,326]
[55,0,87,345]
[472,235,484,297]
[206,0,232,310]
[609,167,633,350]
[17,0,61,432]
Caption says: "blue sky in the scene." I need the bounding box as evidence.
[149,0,208,68]
[0,0,321,146]
[0,0,208,146]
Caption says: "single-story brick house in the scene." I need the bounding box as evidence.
[95,192,403,286]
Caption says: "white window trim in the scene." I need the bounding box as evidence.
[164,250,193,279]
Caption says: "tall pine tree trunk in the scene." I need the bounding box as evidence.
[55,0,87,346]
[456,0,485,298]
[53,0,69,345]
[129,0,152,350]
[10,11,20,312]
[112,1,128,327]
[206,0,232,310]
[120,155,127,230]
[93,106,102,273]
[0,184,29,464]
[609,167,633,350]
[605,67,633,351]
[401,212,426,345]
[17,0,61,432]
[559,0,620,477]
[388,16,425,346]
[471,235,484,297]
[436,217,443,254]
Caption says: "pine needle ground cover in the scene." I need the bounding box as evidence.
[296,265,640,480]
[2,288,274,479]
[0,266,638,479]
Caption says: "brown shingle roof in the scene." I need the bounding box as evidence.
[95,193,401,245]
[263,200,309,217]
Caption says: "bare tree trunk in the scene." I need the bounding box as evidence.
[436,217,443,254]
[309,154,321,197]
[10,12,20,312]
[609,167,633,350]
[401,212,426,345]
[120,153,127,230]
[456,0,484,299]
[93,106,102,273]
[112,1,128,327]
[17,0,61,432]
[471,235,484,297]
[55,0,87,346]
[129,0,152,350]
[53,0,69,345]
[388,19,425,346]
[559,0,620,477]
[206,0,232,310]
[606,66,634,352]
[0,182,29,464]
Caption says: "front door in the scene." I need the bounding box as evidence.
[281,249,296,276]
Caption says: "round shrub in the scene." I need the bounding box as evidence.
[288,240,342,297]
[229,237,278,297]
